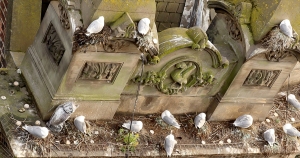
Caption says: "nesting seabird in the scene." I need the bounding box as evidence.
[279,19,293,38]
[283,123,300,137]
[46,102,78,132]
[22,125,49,139]
[74,115,87,134]
[287,94,300,110]
[263,129,275,146]
[194,113,206,129]
[86,16,105,36]
[138,18,150,35]
[161,110,180,129]
[164,131,177,157]
[233,114,253,128]
[122,120,143,133]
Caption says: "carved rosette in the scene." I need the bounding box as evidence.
[43,23,65,65]
[133,56,214,95]
[78,61,123,83]
[243,69,281,88]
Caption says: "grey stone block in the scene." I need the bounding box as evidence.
[169,13,181,23]
[177,3,185,13]
[156,12,169,22]
[166,3,179,13]
[157,2,167,11]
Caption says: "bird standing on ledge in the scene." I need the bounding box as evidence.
[86,16,105,36]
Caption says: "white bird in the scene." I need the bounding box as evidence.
[287,94,300,110]
[46,102,78,132]
[263,129,275,146]
[162,110,180,129]
[194,113,206,129]
[74,115,86,134]
[233,114,253,128]
[86,16,105,36]
[283,123,300,137]
[138,18,150,35]
[164,131,177,157]
[22,125,49,139]
[122,120,143,133]
[279,19,293,38]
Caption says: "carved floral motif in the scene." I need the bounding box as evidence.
[43,23,65,65]
[132,56,214,95]
[79,62,122,83]
[243,69,281,87]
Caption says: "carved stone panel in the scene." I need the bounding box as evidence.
[43,23,65,65]
[243,69,281,87]
[78,61,123,83]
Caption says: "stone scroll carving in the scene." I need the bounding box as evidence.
[79,62,122,83]
[132,56,214,95]
[43,23,65,65]
[243,69,281,87]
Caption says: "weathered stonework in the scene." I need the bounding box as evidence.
[155,0,186,31]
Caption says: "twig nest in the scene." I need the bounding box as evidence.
[219,141,223,144]
[24,104,30,109]
[266,119,271,123]
[1,96,6,100]
[90,140,94,144]
[150,130,154,134]
[94,131,99,135]
[201,141,206,145]
[35,120,41,125]
[15,121,22,126]
[66,140,70,144]
[291,118,295,122]
[13,81,19,86]
[274,113,278,117]
[227,139,231,143]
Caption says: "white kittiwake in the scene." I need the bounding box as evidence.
[138,18,150,35]
[283,123,300,137]
[164,131,177,157]
[280,19,293,38]
[86,16,105,36]
[161,110,180,129]
[287,94,300,110]
[122,120,143,133]
[194,113,206,129]
[233,114,253,128]
[74,115,87,134]
[22,125,49,139]
[263,128,275,146]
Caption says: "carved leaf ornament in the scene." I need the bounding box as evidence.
[133,56,214,95]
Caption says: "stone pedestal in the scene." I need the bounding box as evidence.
[20,1,151,120]
[208,54,298,121]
